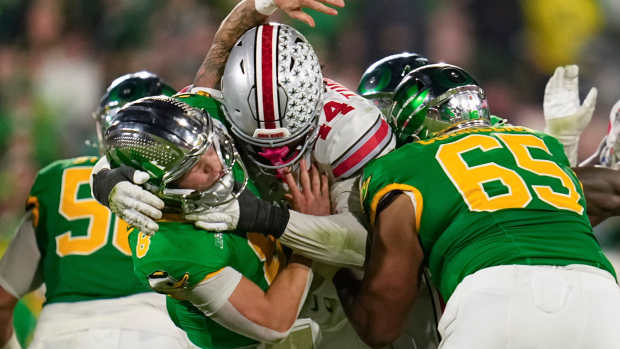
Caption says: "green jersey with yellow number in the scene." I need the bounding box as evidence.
[129,222,286,349]
[27,156,150,304]
[360,125,616,301]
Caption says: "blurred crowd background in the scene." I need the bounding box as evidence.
[1,0,620,294]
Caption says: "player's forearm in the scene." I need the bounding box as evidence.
[335,195,423,348]
[235,257,313,332]
[0,212,43,298]
[0,288,17,346]
[573,166,620,225]
[193,0,268,88]
[280,211,367,267]
[334,268,413,348]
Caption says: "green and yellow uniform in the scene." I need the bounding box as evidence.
[129,223,286,348]
[28,156,150,304]
[360,125,616,301]
[128,166,287,348]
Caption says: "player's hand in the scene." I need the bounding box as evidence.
[599,100,620,169]
[284,160,331,216]
[573,166,620,226]
[543,65,597,137]
[274,0,345,27]
[93,165,164,235]
[185,199,241,232]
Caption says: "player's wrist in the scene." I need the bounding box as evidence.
[236,190,290,238]
[92,165,136,206]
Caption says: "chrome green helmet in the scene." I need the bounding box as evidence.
[94,71,176,153]
[357,52,429,115]
[390,63,490,144]
[104,95,247,213]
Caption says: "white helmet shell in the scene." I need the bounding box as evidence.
[314,79,395,180]
[221,23,323,172]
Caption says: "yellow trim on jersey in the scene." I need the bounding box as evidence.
[71,156,98,165]
[369,183,423,231]
[26,196,40,227]
[418,125,534,145]
[172,273,190,288]
[202,267,226,282]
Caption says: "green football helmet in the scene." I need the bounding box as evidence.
[389,63,490,145]
[93,71,176,153]
[104,94,247,213]
[357,52,430,115]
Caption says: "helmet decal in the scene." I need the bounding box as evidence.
[255,24,281,129]
[221,23,323,174]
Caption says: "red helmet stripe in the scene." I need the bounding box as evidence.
[256,25,279,129]
[332,118,390,178]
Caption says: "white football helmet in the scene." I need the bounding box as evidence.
[221,23,324,174]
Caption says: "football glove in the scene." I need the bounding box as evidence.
[185,199,241,232]
[598,100,620,169]
[543,65,597,166]
[185,189,289,237]
[92,165,164,235]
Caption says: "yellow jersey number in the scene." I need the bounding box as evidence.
[56,167,132,257]
[436,133,583,214]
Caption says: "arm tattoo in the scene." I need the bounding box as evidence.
[193,0,268,88]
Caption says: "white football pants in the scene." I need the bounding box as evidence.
[28,292,196,349]
[438,264,620,349]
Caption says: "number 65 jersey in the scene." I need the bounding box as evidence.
[28,156,150,303]
[360,125,616,302]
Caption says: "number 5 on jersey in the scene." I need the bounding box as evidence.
[436,133,583,214]
[56,167,132,257]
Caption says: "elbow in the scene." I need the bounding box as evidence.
[244,307,297,335]
[262,312,297,334]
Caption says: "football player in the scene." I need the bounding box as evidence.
[360,56,620,227]
[0,72,194,349]
[333,63,620,348]
[103,94,317,349]
[91,5,442,348]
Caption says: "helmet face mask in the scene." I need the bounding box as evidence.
[94,71,176,154]
[221,23,323,176]
[389,63,491,144]
[105,96,247,213]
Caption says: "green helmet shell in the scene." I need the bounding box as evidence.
[390,63,490,145]
[94,71,176,152]
[357,53,429,116]
[357,52,430,98]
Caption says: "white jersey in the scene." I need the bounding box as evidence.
[313,79,395,181]
[307,79,441,349]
